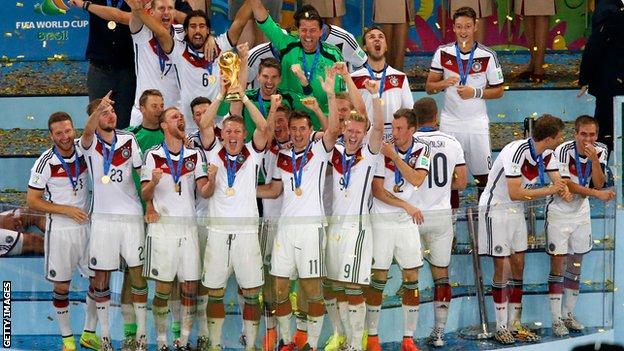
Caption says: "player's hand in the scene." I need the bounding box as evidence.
[219,76,229,95]
[69,0,84,8]
[270,94,282,110]
[301,96,321,111]
[595,189,616,202]
[207,164,218,180]
[151,168,163,184]
[230,83,245,100]
[380,140,398,160]
[290,64,309,86]
[443,76,460,88]
[318,68,336,95]
[583,142,599,162]
[364,79,380,95]
[236,42,250,61]
[404,204,424,225]
[456,85,475,100]
[94,91,115,117]
[144,207,160,223]
[332,62,349,77]
[558,185,573,202]
[125,0,143,10]
[203,35,217,62]
[550,179,567,195]
[1,211,23,231]
[577,85,588,98]
[312,131,324,141]
[65,206,89,224]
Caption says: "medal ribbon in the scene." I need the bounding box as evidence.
[417,126,437,132]
[301,45,321,82]
[365,63,388,96]
[528,138,545,186]
[394,141,414,187]
[574,142,592,187]
[341,150,356,189]
[52,147,80,190]
[455,42,476,86]
[96,132,117,177]
[225,153,240,188]
[162,141,185,185]
[291,142,312,190]
[188,44,214,76]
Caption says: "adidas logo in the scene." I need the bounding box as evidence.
[445,59,452,65]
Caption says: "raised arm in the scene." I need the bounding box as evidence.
[237,42,250,89]
[363,79,383,153]
[320,69,341,150]
[228,0,254,45]
[239,88,268,149]
[198,164,218,198]
[127,0,173,51]
[301,97,328,131]
[334,62,366,116]
[249,0,269,22]
[70,0,132,23]
[81,91,113,149]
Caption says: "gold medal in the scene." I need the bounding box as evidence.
[393,184,401,193]
[175,182,181,193]
[101,175,110,184]
[295,187,303,197]
[208,75,216,84]
[226,187,235,196]
[107,21,117,30]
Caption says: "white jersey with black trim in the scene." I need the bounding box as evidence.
[372,137,431,215]
[206,139,264,231]
[322,24,368,71]
[479,139,556,209]
[171,32,233,127]
[141,144,207,219]
[547,140,608,216]
[330,143,380,218]
[272,139,331,220]
[80,130,143,216]
[247,42,281,89]
[430,42,504,135]
[28,146,89,228]
[411,130,465,212]
[132,24,185,111]
[262,139,287,219]
[351,65,413,138]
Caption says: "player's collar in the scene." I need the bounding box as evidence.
[321,23,330,41]
[456,40,477,54]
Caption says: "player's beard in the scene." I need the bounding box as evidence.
[101,126,115,132]
[55,139,74,154]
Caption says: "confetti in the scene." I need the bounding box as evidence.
[16,55,24,59]
[42,40,47,48]
[497,113,506,118]
[573,262,581,267]
[493,21,498,24]
[506,15,513,21]
[4,33,12,38]
[554,38,560,43]
[555,18,561,23]
[533,46,538,51]
[503,85,510,90]
[531,112,538,117]
[541,64,549,68]
[16,2,23,6]
[435,22,440,29]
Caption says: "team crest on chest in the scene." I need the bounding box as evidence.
[472,61,482,72]
[408,156,418,168]
[389,76,399,87]
[185,159,195,171]
[121,148,131,159]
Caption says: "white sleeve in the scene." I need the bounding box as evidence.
[169,39,185,64]
[486,51,504,85]
[272,154,282,180]
[503,147,522,177]
[554,146,569,178]
[131,24,151,43]
[28,153,52,190]
[216,32,234,54]
[195,151,208,180]
[454,140,466,166]
[430,47,443,73]
[374,155,386,178]
[401,74,414,108]
[141,151,155,182]
[131,136,143,168]
[334,28,367,68]
[414,144,431,171]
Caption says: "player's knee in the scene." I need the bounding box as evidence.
[402,268,419,282]
[208,288,225,298]
[372,269,388,281]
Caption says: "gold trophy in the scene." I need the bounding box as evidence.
[218,51,242,101]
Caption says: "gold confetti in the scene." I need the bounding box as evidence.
[474,179,480,184]
[531,112,538,117]
[524,196,532,200]
[435,22,440,29]
[556,31,561,35]
[555,18,561,23]
[573,262,581,267]
[534,322,542,327]
[4,33,12,37]
[497,113,506,118]
[593,239,601,244]
[554,38,560,43]
[503,85,510,90]
[493,21,498,25]
[541,64,549,68]
[506,15,513,21]
[533,46,538,51]
[16,2,23,6]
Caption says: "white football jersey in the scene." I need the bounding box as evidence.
[132,24,185,111]
[272,139,331,220]
[29,146,89,228]
[430,42,504,135]
[330,143,380,218]
[262,139,287,219]
[546,140,608,216]
[372,137,431,217]
[247,42,281,90]
[141,144,207,219]
[80,131,143,216]
[411,130,465,212]
[351,65,413,139]
[171,32,233,128]
[206,139,264,231]
[479,139,557,208]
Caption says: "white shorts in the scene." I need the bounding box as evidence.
[198,225,209,266]
[478,206,527,256]
[271,223,327,279]
[443,131,492,176]
[0,229,23,257]
[372,220,423,270]
[89,216,145,271]
[143,223,201,282]
[326,223,372,285]
[45,226,92,282]
[545,215,592,255]
[202,229,264,289]
[260,219,278,266]
[419,212,454,267]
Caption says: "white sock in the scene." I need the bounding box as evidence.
[83,293,98,332]
[494,301,508,331]
[54,304,72,337]
[196,295,209,337]
[243,319,260,349]
[365,304,381,335]
[338,301,352,341]
[121,303,135,325]
[180,303,195,345]
[134,302,147,339]
[325,297,344,335]
[562,288,579,318]
[307,314,324,348]
[348,302,366,347]
[507,303,522,328]
[402,304,419,337]
[549,294,563,322]
[296,315,308,332]
[208,317,225,346]
[153,305,170,347]
[433,301,449,329]
[265,312,277,330]
[169,299,181,325]
[96,300,111,338]
[276,314,292,343]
